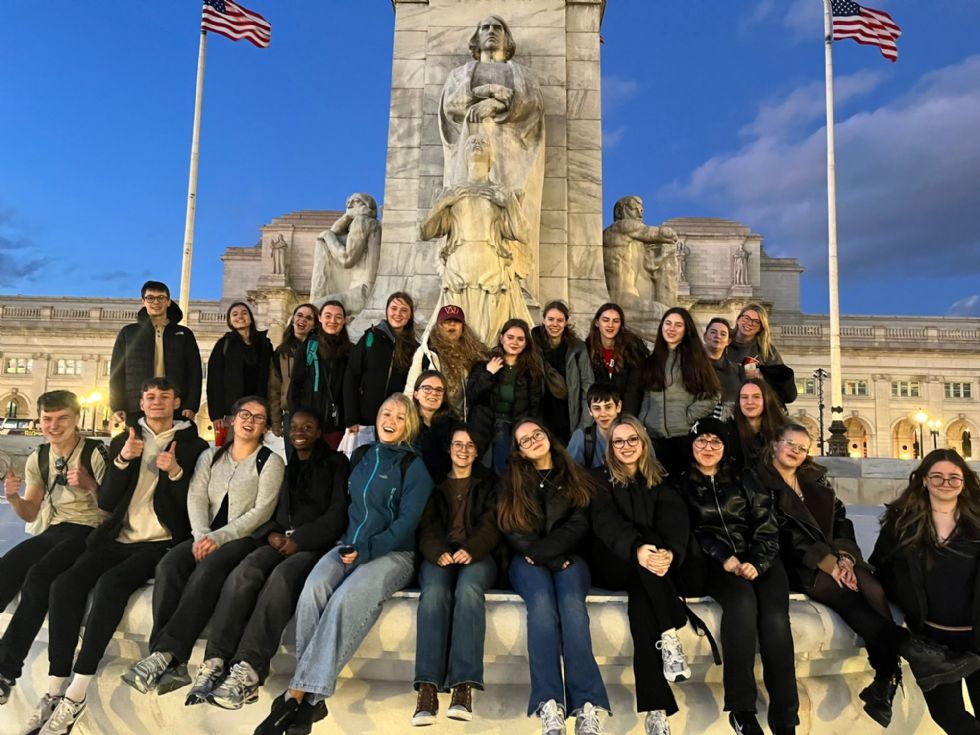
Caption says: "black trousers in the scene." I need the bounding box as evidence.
[203,545,320,682]
[707,559,800,729]
[0,523,92,680]
[921,627,980,735]
[803,567,902,678]
[47,540,172,677]
[590,544,688,714]
[150,537,258,663]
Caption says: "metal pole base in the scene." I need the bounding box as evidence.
[827,419,849,457]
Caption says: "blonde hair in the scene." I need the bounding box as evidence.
[605,416,666,487]
[737,303,774,362]
[376,393,421,445]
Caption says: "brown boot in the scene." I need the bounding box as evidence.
[447,684,473,721]
[411,683,439,727]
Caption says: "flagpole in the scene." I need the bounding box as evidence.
[178,29,208,323]
[823,0,848,456]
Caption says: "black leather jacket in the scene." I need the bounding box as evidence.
[676,460,780,574]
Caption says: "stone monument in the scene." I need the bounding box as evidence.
[270,233,289,276]
[311,192,383,316]
[729,238,753,298]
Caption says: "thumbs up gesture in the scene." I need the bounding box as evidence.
[4,467,22,501]
[67,462,98,493]
[120,427,144,461]
[156,441,180,477]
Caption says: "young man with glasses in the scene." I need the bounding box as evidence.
[0,390,107,706]
[110,280,202,427]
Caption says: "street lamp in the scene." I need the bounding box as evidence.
[927,418,942,450]
[80,391,103,434]
[914,409,928,459]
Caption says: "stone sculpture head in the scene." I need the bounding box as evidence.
[613,195,644,222]
[469,15,516,61]
[464,134,494,178]
[346,193,378,219]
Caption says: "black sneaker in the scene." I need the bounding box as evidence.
[859,670,902,727]
[900,634,980,691]
[286,699,328,735]
[0,673,13,705]
[411,683,439,726]
[254,693,300,735]
[728,711,763,735]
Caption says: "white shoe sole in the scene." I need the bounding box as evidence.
[447,706,473,721]
[411,713,437,726]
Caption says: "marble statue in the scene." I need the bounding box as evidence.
[733,241,749,286]
[603,195,679,308]
[676,240,691,283]
[311,193,382,315]
[439,15,544,298]
[270,233,288,276]
[420,134,532,345]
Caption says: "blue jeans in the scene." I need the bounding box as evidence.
[290,546,414,701]
[414,558,496,691]
[509,556,610,717]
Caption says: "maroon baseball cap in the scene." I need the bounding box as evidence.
[437,304,465,324]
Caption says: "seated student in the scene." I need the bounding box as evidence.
[122,396,284,695]
[412,370,456,483]
[412,425,501,727]
[589,417,690,735]
[732,378,787,466]
[567,383,622,469]
[0,391,107,705]
[255,394,432,735]
[183,410,350,710]
[14,379,208,735]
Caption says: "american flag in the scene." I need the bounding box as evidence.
[202,0,271,49]
[831,0,901,62]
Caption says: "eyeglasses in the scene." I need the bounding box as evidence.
[611,435,641,449]
[739,315,762,327]
[143,295,169,304]
[236,409,267,425]
[451,441,477,452]
[926,474,964,488]
[417,385,445,396]
[693,437,724,450]
[779,439,811,454]
[54,457,69,486]
[517,430,546,450]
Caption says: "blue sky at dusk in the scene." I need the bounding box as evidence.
[1,2,978,316]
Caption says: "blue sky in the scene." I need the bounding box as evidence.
[2,1,978,316]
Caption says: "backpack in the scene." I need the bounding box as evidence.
[37,438,108,490]
[350,444,415,485]
[212,445,273,473]
[583,424,597,468]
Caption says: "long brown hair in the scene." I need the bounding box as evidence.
[734,378,787,447]
[881,449,980,554]
[497,419,594,533]
[316,300,352,360]
[586,302,647,373]
[279,303,318,355]
[385,291,419,371]
[428,321,488,390]
[605,416,665,488]
[490,319,544,385]
[642,307,720,396]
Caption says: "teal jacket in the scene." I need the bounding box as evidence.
[342,441,433,564]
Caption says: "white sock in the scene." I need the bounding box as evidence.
[48,676,69,698]
[65,674,92,703]
[661,628,677,639]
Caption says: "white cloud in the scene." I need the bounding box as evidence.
[603,125,628,149]
[783,0,823,40]
[602,76,639,115]
[948,295,980,317]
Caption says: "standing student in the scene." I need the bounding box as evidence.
[567,384,623,470]
[121,396,284,695]
[585,303,647,416]
[590,417,690,735]
[531,300,594,445]
[14,379,208,735]
[343,291,419,441]
[676,418,798,735]
[186,410,350,710]
[412,370,457,483]
[0,391,108,709]
[870,450,980,734]
[207,302,275,438]
[269,303,318,436]
[466,319,544,474]
[639,308,720,476]
[497,419,609,735]
[732,378,787,467]
[289,300,351,449]
[254,394,432,735]
[703,317,740,407]
[725,304,797,406]
[412,426,500,726]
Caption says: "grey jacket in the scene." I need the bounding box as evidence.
[565,339,595,430]
[639,351,719,438]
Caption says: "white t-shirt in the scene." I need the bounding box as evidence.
[25,437,108,528]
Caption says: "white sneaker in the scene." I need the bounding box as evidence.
[38,696,86,735]
[645,709,671,735]
[539,699,566,735]
[574,702,603,735]
[21,694,62,735]
[657,631,692,682]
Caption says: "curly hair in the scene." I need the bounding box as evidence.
[428,322,489,394]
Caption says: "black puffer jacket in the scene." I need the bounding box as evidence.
[207,329,274,420]
[757,461,865,589]
[343,321,415,427]
[289,335,350,433]
[465,360,543,444]
[501,482,589,572]
[109,303,202,415]
[676,460,780,574]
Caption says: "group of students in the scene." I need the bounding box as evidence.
[2,283,980,735]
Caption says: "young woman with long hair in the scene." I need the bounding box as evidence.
[586,302,648,416]
[268,303,317,436]
[870,449,980,734]
[676,417,798,735]
[589,417,690,735]
[412,425,501,726]
[466,319,544,474]
[531,300,594,445]
[733,378,787,466]
[255,394,433,735]
[207,303,274,438]
[497,419,609,735]
[288,300,352,449]
[412,370,456,482]
[726,304,797,405]
[639,308,720,475]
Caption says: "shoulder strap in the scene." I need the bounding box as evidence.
[399,452,415,483]
[584,424,596,467]
[256,445,273,475]
[37,443,51,489]
[350,443,372,471]
[81,438,108,478]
